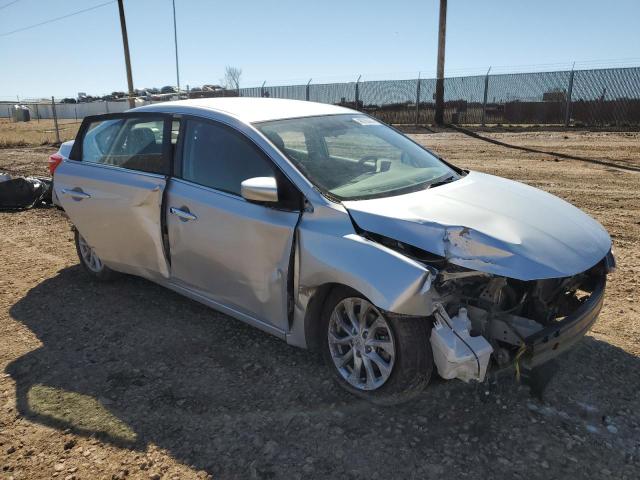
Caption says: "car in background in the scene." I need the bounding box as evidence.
[48,98,615,403]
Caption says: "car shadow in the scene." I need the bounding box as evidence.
[6,266,640,478]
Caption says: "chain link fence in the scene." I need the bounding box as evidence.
[1,66,639,138]
[245,66,640,126]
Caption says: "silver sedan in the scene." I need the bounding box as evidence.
[51,98,614,403]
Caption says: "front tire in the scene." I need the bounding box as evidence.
[321,287,433,405]
[74,229,117,281]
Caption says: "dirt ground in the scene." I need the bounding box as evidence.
[1,130,639,480]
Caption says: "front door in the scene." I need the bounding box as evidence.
[166,118,300,331]
[54,113,173,280]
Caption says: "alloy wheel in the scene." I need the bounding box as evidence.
[327,297,396,391]
[77,233,104,273]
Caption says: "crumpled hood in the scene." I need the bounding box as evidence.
[343,171,611,280]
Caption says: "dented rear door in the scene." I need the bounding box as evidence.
[54,113,173,279]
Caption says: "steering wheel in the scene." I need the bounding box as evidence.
[358,154,379,169]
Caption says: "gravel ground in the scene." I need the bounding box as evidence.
[1,130,639,479]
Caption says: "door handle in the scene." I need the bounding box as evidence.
[61,189,91,200]
[170,207,197,221]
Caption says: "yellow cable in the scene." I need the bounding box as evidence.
[514,343,527,382]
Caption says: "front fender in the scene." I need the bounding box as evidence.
[286,204,436,348]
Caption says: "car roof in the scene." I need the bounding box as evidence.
[134,97,356,123]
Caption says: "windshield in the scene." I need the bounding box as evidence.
[255,114,457,200]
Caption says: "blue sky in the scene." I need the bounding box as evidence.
[1,0,639,99]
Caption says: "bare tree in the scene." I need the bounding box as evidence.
[222,66,242,92]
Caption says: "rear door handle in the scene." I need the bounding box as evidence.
[61,189,91,200]
[170,207,197,221]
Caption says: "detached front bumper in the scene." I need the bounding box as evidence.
[522,276,606,369]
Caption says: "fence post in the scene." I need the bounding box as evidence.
[35,103,40,122]
[564,65,575,127]
[306,78,312,101]
[261,81,266,98]
[51,97,61,144]
[355,75,361,110]
[481,66,491,126]
[415,72,421,126]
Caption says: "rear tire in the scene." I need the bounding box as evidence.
[321,286,433,405]
[74,228,117,281]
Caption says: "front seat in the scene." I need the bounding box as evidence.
[125,127,157,155]
[121,127,163,172]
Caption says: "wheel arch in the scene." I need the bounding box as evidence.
[300,281,435,352]
[302,282,353,352]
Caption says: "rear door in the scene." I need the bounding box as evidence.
[54,112,174,280]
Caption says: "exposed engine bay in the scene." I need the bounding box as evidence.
[364,231,613,383]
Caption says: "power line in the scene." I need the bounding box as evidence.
[0,0,115,38]
[0,0,21,11]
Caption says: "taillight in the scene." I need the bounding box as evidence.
[48,153,63,175]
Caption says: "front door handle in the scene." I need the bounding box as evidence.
[170,207,197,222]
[61,188,91,200]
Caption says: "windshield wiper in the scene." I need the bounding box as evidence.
[426,175,457,189]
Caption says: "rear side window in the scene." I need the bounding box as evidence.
[181,120,274,196]
[81,117,169,175]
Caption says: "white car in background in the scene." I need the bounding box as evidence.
[49,98,614,403]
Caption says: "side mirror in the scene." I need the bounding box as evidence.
[240,177,279,203]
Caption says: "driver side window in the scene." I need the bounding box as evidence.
[181,119,275,197]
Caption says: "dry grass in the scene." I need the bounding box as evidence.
[0,118,81,148]
[27,384,137,443]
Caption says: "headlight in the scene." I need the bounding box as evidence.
[604,248,616,274]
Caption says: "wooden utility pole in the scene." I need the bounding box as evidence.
[434,0,447,125]
[117,0,135,109]
[172,0,181,94]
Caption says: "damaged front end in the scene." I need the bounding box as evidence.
[364,231,614,384]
